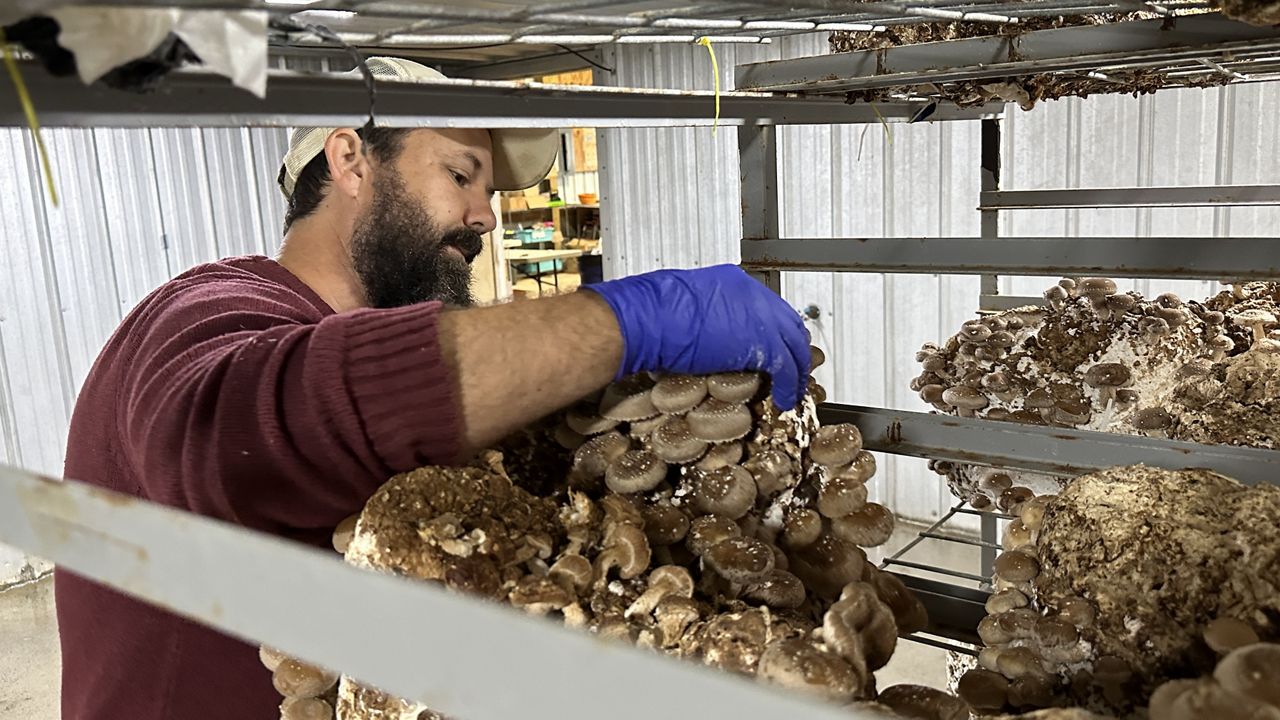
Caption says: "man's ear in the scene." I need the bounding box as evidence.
[324,128,369,200]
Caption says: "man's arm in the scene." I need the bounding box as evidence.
[439,291,622,456]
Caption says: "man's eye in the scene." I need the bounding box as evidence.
[452,172,468,185]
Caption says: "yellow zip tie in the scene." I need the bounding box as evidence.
[1,29,59,208]
[696,36,720,136]
[870,102,893,147]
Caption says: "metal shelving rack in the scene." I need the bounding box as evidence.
[3,1,1280,717]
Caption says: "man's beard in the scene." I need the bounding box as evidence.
[350,170,484,309]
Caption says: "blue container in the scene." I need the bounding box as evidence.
[514,225,562,276]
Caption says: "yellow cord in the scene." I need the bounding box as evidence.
[696,36,720,136]
[870,102,893,147]
[1,28,58,208]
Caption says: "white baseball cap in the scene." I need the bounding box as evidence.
[278,56,560,198]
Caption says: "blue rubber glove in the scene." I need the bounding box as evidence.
[584,265,811,411]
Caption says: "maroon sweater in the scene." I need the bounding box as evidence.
[55,256,462,719]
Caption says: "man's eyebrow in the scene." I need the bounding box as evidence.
[459,151,482,173]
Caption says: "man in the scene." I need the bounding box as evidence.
[55,57,810,719]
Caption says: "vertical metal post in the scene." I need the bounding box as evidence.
[740,121,782,294]
[980,511,998,586]
[978,117,1001,310]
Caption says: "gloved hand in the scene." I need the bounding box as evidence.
[584,264,810,411]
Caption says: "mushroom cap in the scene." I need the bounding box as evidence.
[919,383,946,404]
[961,321,993,342]
[982,372,1011,393]
[598,375,659,421]
[332,514,359,554]
[650,375,708,415]
[995,550,1040,583]
[686,514,742,556]
[594,523,652,581]
[808,381,828,404]
[1166,678,1280,720]
[1034,616,1079,647]
[553,423,586,450]
[645,565,696,597]
[743,448,792,496]
[866,567,929,635]
[280,697,335,720]
[564,406,621,436]
[824,581,898,672]
[604,449,668,494]
[1214,643,1280,706]
[1149,679,1204,719]
[641,503,692,546]
[548,553,594,593]
[1024,388,1056,410]
[705,372,763,404]
[1107,293,1137,312]
[830,502,895,548]
[651,415,710,464]
[818,475,870,518]
[1204,618,1261,655]
[572,431,631,479]
[810,423,864,468]
[1156,292,1183,309]
[1084,362,1133,388]
[627,413,667,440]
[957,669,1010,712]
[272,658,338,698]
[831,450,877,485]
[810,345,827,371]
[508,575,576,613]
[788,533,868,598]
[1231,308,1277,326]
[756,639,861,704]
[998,486,1035,513]
[781,508,823,549]
[1079,277,1118,298]
[704,537,777,583]
[877,684,968,720]
[1056,596,1096,628]
[942,385,989,411]
[693,466,758,519]
[985,588,1029,615]
[1044,285,1069,303]
[1019,495,1053,531]
[742,570,807,609]
[686,398,754,442]
[1131,406,1174,431]
[695,441,745,472]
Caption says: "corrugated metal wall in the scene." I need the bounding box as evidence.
[596,34,1280,527]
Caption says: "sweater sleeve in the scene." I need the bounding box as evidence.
[117,274,462,532]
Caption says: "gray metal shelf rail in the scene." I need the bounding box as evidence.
[3,2,1280,714]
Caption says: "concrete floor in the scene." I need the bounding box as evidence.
[0,520,981,717]
[0,576,59,720]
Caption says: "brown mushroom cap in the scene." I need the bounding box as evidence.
[572,431,631,479]
[789,533,868,598]
[830,502,895,547]
[1079,277,1118,299]
[565,406,621,436]
[1084,362,1132,388]
[624,565,695,619]
[1035,616,1079,647]
[686,398,754,442]
[693,466,758,519]
[272,658,338,698]
[831,450,877,485]
[686,514,742,556]
[695,441,745,472]
[781,508,823,549]
[756,638,861,704]
[548,553,594,594]
[604,449,668,494]
[998,486,1035,513]
[280,697,335,720]
[1008,673,1055,709]
[978,615,1014,645]
[810,423,864,468]
[995,550,1040,583]
[1018,495,1053,531]
[1204,618,1261,655]
[1214,643,1280,706]
[651,415,710,464]
[1132,407,1174,431]
[598,375,659,421]
[1024,388,1056,410]
[824,582,899,672]
[818,475,870,519]
[985,588,1029,615]
[995,646,1044,681]
[1056,596,1096,628]
[866,567,929,635]
[509,575,576,614]
[920,383,946,404]
[810,345,827,372]
[1149,679,1203,720]
[641,503,692,546]
[259,645,287,672]
[704,537,777,584]
[650,375,709,415]
[1166,678,1280,720]
[331,514,359,554]
[877,684,968,720]
[594,523,652,582]
[744,448,792,496]
[742,570,807,609]
[553,423,586,450]
[701,372,763,405]
[942,385,989,412]
[958,669,1010,712]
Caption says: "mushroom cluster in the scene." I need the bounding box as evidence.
[263,360,947,720]
[1149,639,1280,719]
[959,465,1280,716]
[914,279,1280,508]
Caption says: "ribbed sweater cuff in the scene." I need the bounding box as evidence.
[334,302,462,470]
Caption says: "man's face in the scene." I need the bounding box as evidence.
[350,129,498,309]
